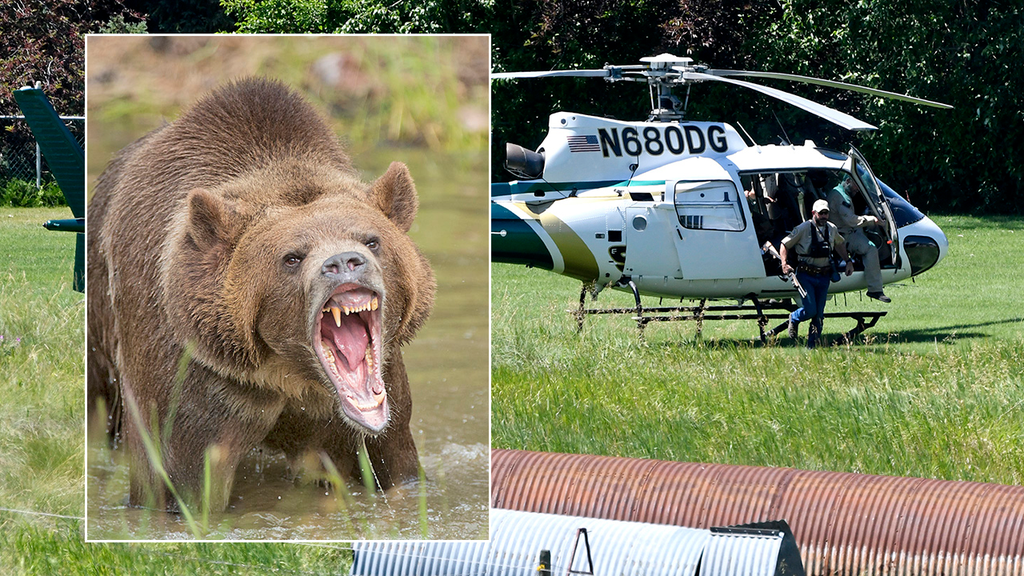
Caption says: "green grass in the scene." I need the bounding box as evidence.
[491,215,1024,485]
[0,208,83,527]
[0,208,357,572]
[2,521,351,574]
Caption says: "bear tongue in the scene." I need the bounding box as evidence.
[323,317,369,371]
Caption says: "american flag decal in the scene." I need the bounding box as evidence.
[567,134,600,153]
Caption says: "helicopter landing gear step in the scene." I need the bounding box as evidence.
[575,284,886,344]
[766,312,886,345]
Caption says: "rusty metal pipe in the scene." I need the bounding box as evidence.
[492,449,1024,576]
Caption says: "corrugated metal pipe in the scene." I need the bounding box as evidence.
[492,449,1024,576]
[351,508,805,576]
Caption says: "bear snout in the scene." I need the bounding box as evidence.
[321,251,368,282]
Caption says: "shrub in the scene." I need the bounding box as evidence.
[2,179,40,207]
[0,178,67,208]
[38,182,66,207]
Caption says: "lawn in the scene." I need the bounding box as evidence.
[491,215,1024,486]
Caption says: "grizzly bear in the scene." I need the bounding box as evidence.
[87,78,435,512]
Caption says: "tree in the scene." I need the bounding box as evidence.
[745,0,1024,214]
[489,0,1024,213]
[489,0,778,181]
[0,0,143,117]
[123,0,234,32]
[222,0,490,33]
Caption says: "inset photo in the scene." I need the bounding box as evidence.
[85,34,489,541]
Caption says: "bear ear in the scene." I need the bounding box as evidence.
[371,161,418,232]
[186,188,237,252]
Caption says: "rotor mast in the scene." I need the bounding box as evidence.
[601,54,696,122]
[639,54,693,122]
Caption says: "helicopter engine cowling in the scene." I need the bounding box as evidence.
[505,143,545,179]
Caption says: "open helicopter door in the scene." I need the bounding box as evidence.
[846,147,899,265]
[665,179,764,280]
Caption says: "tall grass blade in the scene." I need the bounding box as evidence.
[121,387,203,538]
[318,452,360,537]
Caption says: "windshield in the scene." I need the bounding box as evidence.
[878,180,925,227]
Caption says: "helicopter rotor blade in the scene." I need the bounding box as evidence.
[681,71,877,131]
[492,69,611,80]
[707,69,953,109]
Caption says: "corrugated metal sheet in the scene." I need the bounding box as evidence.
[704,528,784,576]
[491,449,1024,576]
[352,541,492,576]
[351,509,797,576]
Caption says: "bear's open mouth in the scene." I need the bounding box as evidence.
[313,285,387,433]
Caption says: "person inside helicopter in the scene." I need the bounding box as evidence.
[826,175,890,303]
[744,180,776,247]
[744,176,787,242]
[746,172,817,274]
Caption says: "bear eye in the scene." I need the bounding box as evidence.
[364,238,380,252]
[282,253,305,269]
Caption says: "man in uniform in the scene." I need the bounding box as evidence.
[827,175,891,303]
[780,199,854,349]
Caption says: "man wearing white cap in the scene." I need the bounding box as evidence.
[827,176,890,303]
[780,199,854,348]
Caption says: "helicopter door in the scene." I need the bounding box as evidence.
[847,147,899,265]
[669,180,763,280]
[623,203,683,280]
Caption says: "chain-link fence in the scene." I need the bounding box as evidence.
[0,116,84,187]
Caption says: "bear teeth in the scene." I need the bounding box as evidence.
[321,296,379,325]
[320,338,374,373]
[321,339,340,376]
[352,395,384,411]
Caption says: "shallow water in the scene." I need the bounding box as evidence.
[86,150,490,541]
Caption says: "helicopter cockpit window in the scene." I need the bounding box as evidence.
[854,162,883,201]
[673,180,745,232]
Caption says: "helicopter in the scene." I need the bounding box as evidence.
[491,54,951,341]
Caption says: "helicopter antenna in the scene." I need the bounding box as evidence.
[506,165,539,180]
[735,121,757,147]
[626,162,640,187]
[772,111,792,145]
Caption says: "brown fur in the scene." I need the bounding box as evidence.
[87,78,435,511]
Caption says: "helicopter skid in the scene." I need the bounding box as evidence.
[575,297,885,345]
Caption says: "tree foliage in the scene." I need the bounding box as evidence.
[123,0,235,32]
[223,0,490,33]
[0,0,143,117]
[489,0,775,181]
[484,0,1024,214]
[745,0,1024,214]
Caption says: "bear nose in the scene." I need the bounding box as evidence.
[321,252,366,280]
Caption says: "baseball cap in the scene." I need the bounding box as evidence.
[812,199,830,213]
